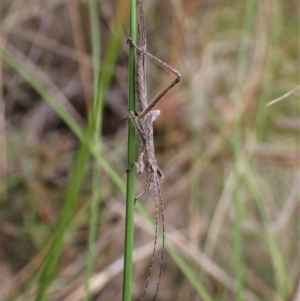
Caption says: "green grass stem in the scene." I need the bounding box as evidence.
[84,0,102,300]
[0,47,125,300]
[34,145,89,301]
[232,1,257,299]
[121,1,136,300]
[0,48,124,191]
[204,105,291,299]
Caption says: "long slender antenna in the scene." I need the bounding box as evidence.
[153,182,165,301]
[141,175,159,301]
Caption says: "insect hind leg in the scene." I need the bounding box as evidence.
[134,186,150,205]
[134,172,153,204]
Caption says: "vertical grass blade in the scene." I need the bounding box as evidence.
[122,0,136,300]
[232,1,257,300]
[34,145,89,301]
[84,0,102,300]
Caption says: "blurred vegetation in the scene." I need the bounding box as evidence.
[0,0,299,301]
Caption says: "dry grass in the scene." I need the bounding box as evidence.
[0,0,299,301]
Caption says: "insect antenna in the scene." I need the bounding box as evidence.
[140,176,159,301]
[152,178,165,301]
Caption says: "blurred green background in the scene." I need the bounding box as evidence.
[0,0,299,300]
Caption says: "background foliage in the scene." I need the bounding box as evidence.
[0,0,299,300]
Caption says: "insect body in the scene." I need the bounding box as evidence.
[126,1,181,300]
